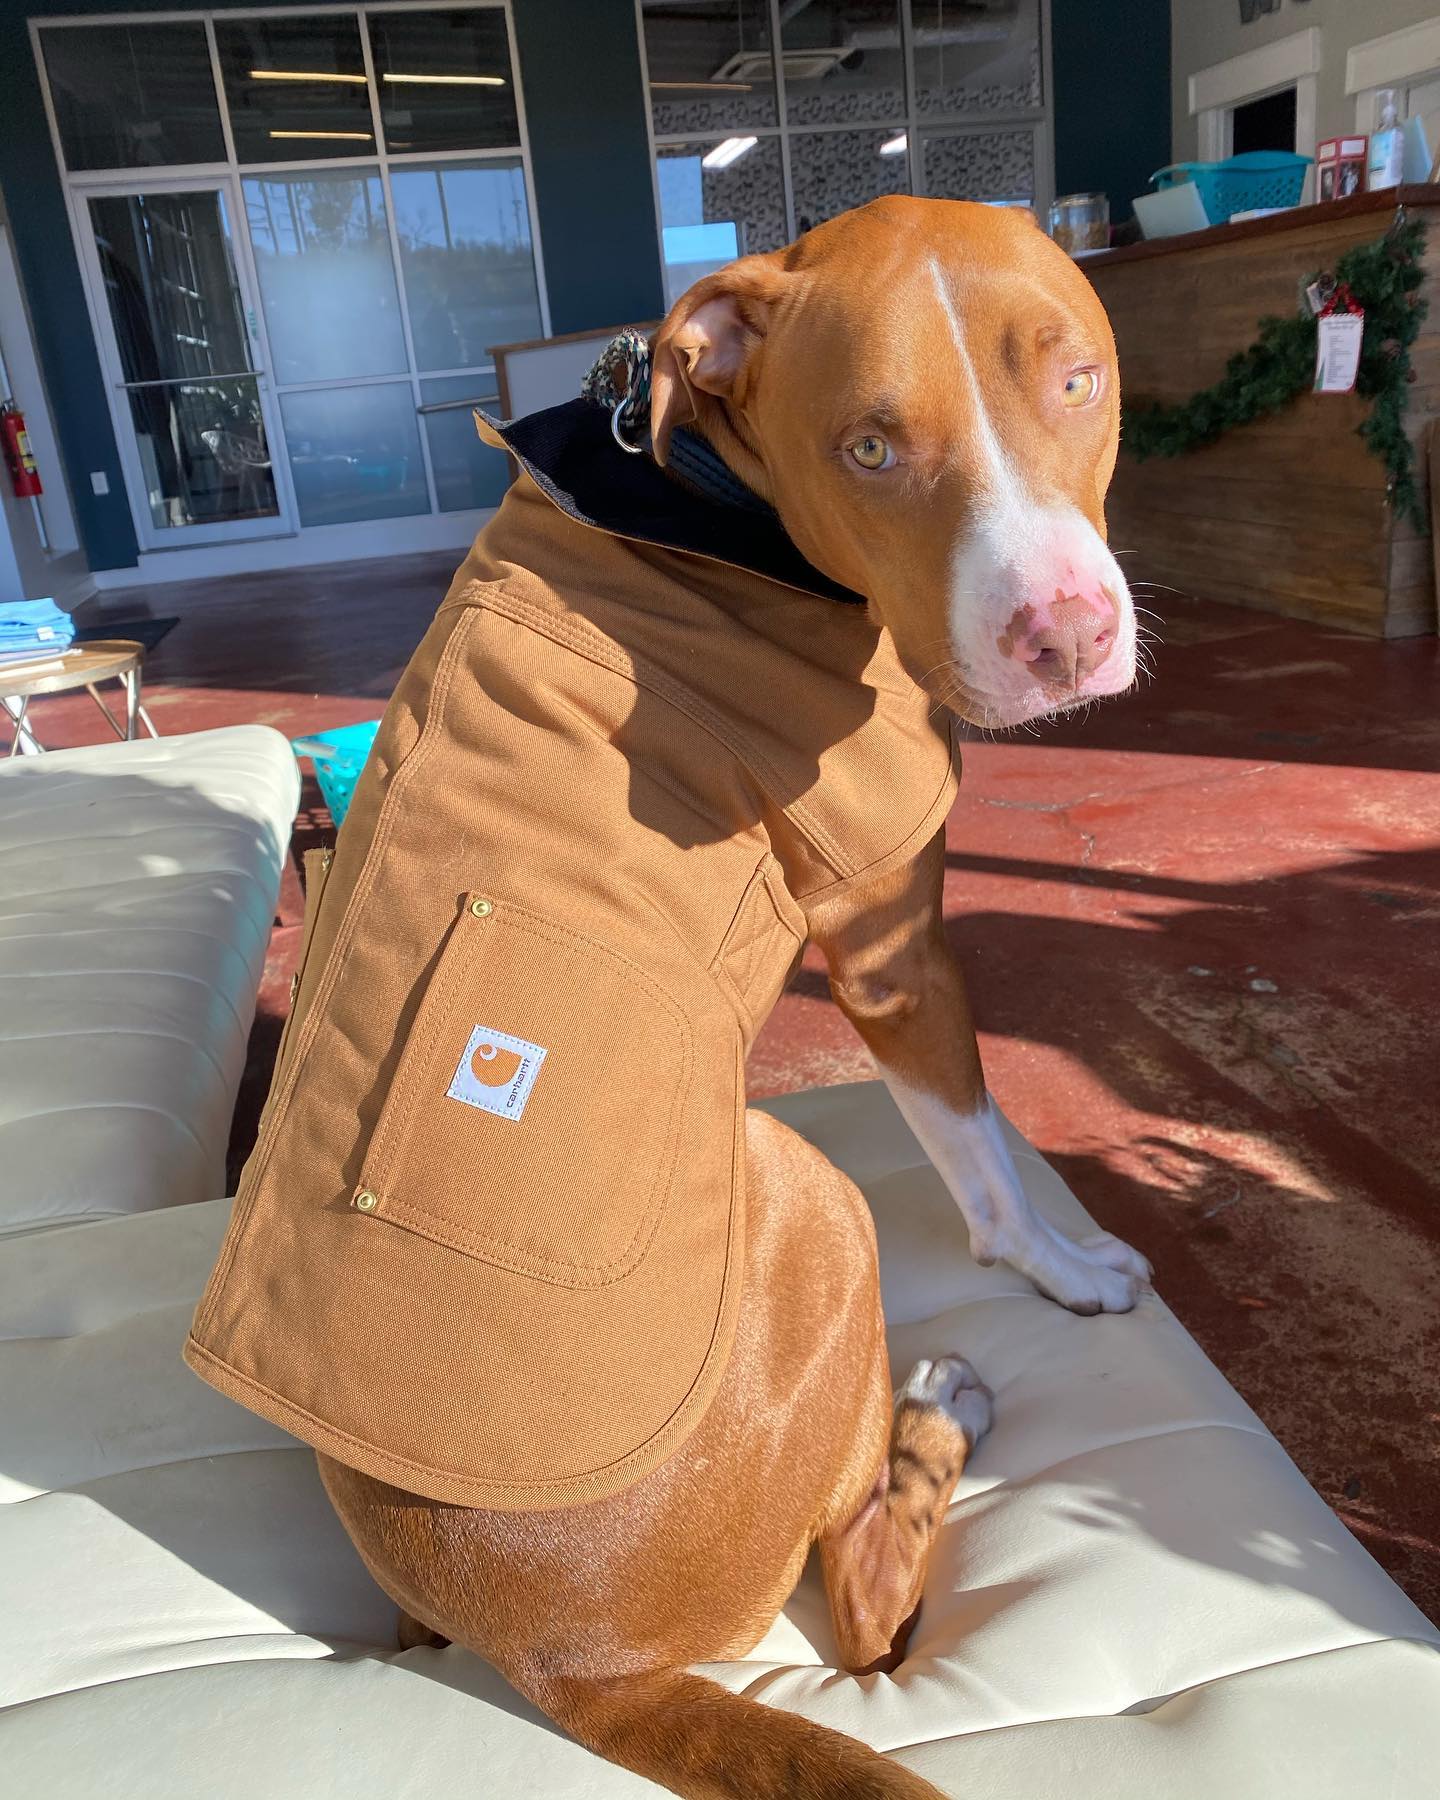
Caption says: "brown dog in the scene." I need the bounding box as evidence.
[306,198,1148,1800]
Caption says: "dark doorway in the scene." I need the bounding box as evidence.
[1231,85,1298,154]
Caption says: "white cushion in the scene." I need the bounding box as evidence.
[1,1081,1435,1796]
[0,727,299,1237]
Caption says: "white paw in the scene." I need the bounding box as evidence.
[1025,1244,1142,1316]
[897,1355,993,1447]
[1074,1231,1152,1283]
[972,1222,1149,1315]
[881,1083,1150,1319]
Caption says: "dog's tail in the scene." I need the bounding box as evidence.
[541,1666,948,1800]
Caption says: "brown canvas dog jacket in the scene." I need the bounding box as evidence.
[185,400,958,1510]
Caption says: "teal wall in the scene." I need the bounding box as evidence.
[0,0,663,572]
[511,0,663,334]
[1052,0,1172,223]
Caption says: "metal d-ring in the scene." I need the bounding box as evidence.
[610,393,646,454]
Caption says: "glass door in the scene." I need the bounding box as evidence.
[77,178,294,549]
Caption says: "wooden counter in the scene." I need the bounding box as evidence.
[1084,186,1440,638]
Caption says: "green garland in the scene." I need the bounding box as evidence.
[1120,213,1429,529]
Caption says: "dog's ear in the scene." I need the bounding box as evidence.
[649,255,791,465]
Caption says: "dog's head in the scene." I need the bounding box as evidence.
[650,196,1135,729]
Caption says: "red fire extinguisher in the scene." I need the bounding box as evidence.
[1,403,43,499]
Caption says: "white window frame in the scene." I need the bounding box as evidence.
[635,0,1055,280]
[30,1,550,560]
[1189,25,1320,178]
[1348,15,1440,134]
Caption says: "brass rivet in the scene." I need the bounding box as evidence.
[354,1189,379,1213]
[469,897,493,918]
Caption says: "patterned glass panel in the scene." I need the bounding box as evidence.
[789,129,910,234]
[920,127,1036,205]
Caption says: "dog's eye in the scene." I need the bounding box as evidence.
[1062,369,1100,408]
[848,435,895,470]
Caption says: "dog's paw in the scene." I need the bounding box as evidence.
[1073,1230,1153,1283]
[983,1224,1148,1315]
[898,1354,993,1448]
[1028,1251,1142,1316]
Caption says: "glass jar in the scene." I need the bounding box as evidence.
[1048,192,1110,255]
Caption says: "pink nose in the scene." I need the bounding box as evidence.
[1019,613,1115,688]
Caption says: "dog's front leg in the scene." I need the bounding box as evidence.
[808,830,1149,1314]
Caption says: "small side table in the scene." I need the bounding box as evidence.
[2,639,159,756]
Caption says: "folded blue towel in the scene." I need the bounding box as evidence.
[0,598,75,645]
[0,598,76,671]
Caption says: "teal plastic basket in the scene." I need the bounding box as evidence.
[291,720,381,827]
[1152,151,1311,225]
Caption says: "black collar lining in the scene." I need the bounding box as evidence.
[482,400,866,607]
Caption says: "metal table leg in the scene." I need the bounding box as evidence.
[85,682,128,742]
[133,666,158,738]
[3,693,44,756]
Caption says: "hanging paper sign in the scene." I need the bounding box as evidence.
[1315,313,1364,392]
[1314,287,1364,394]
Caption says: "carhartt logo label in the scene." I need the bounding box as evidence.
[447,1025,546,1121]
[470,1043,523,1087]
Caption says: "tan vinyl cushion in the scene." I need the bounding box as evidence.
[0,727,299,1237]
[1,1081,1436,1796]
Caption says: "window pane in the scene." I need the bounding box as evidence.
[88,191,251,385]
[420,375,510,511]
[920,128,1036,206]
[656,139,784,307]
[280,383,428,526]
[369,8,520,154]
[781,1,906,127]
[389,161,542,370]
[243,172,407,384]
[910,0,1042,120]
[215,14,374,164]
[642,2,777,135]
[790,129,909,234]
[41,24,225,171]
[125,378,278,531]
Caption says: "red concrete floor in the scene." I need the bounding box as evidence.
[24,553,1440,1623]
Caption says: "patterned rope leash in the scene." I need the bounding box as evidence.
[581,328,653,455]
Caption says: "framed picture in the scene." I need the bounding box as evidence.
[1316,136,1367,203]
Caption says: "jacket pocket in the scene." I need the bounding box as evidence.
[354,892,693,1288]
